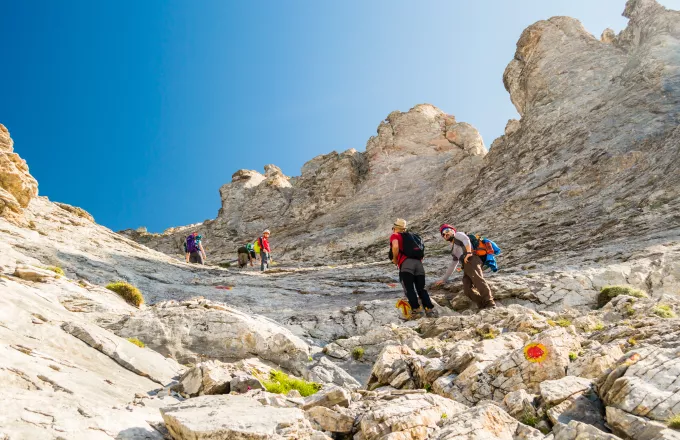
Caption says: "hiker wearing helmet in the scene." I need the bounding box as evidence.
[390,218,435,319]
[434,224,496,310]
[185,231,206,265]
[257,229,272,272]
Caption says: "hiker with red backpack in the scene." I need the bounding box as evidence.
[390,218,435,319]
[256,229,272,272]
[185,231,207,265]
[434,224,496,310]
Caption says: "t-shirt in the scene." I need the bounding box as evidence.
[389,233,408,268]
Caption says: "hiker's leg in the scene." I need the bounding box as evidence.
[260,252,266,271]
[414,275,434,309]
[462,271,484,308]
[400,271,420,310]
[468,255,495,308]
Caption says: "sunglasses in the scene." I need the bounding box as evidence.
[441,228,453,235]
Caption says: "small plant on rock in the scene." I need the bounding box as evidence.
[589,321,605,332]
[441,413,447,419]
[127,337,145,348]
[521,413,539,427]
[424,383,432,393]
[556,318,572,327]
[262,370,321,397]
[352,347,365,361]
[546,319,556,327]
[218,262,231,268]
[569,352,578,361]
[652,305,676,319]
[625,304,636,316]
[628,337,637,346]
[45,266,65,277]
[668,414,680,429]
[598,285,647,308]
[106,281,144,307]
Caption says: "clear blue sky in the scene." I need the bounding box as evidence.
[1,1,677,232]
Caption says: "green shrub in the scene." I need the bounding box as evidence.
[625,304,636,316]
[668,414,680,429]
[556,318,572,328]
[261,370,321,397]
[106,281,144,307]
[352,347,365,361]
[127,337,145,348]
[45,266,65,277]
[598,286,647,308]
[652,305,676,319]
[569,352,578,361]
[423,383,432,393]
[521,413,539,427]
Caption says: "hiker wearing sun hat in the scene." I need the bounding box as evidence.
[257,229,272,272]
[389,218,435,319]
[434,223,496,310]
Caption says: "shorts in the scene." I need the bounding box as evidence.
[399,258,425,276]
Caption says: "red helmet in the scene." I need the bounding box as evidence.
[439,224,456,236]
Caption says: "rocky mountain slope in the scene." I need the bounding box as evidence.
[1,0,680,439]
[124,0,679,268]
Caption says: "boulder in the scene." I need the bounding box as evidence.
[434,403,543,440]
[110,298,311,375]
[553,420,622,440]
[13,265,58,282]
[61,321,184,386]
[355,393,467,440]
[301,385,351,410]
[230,374,265,394]
[305,406,355,433]
[539,376,593,406]
[160,395,330,439]
[502,389,537,420]
[303,356,361,390]
[179,360,232,396]
[599,346,680,422]
[606,406,680,440]
[567,343,624,378]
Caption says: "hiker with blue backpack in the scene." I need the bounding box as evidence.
[390,218,435,320]
[185,231,207,265]
[434,224,497,310]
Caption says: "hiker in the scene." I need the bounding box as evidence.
[434,224,496,310]
[256,229,271,272]
[237,244,254,268]
[390,218,435,319]
[185,231,206,265]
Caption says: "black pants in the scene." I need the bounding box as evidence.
[400,272,434,310]
[189,251,204,265]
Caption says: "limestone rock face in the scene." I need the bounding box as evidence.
[448,0,680,267]
[126,104,487,262]
[0,124,38,223]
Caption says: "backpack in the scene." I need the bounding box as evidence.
[389,232,425,260]
[185,235,199,253]
[253,238,262,253]
[245,243,254,252]
[454,233,501,271]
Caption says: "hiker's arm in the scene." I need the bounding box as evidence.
[185,252,190,263]
[391,239,400,265]
[440,259,458,283]
[199,243,206,259]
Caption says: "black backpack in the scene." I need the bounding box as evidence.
[389,232,425,260]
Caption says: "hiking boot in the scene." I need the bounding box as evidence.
[424,308,438,318]
[409,308,424,320]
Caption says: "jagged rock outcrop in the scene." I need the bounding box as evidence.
[440,0,680,267]
[123,103,488,262]
[0,124,38,224]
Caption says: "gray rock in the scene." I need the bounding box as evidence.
[230,374,264,394]
[160,395,329,439]
[301,385,351,410]
[553,420,622,440]
[305,406,355,433]
[435,403,543,439]
[539,376,593,406]
[606,406,680,440]
[61,321,184,386]
[179,360,232,396]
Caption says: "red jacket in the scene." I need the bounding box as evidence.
[259,236,271,253]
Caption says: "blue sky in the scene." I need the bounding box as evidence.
[1,1,677,232]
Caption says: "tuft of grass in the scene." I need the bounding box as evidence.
[261,370,321,397]
[628,337,637,346]
[598,286,647,308]
[589,322,605,332]
[127,337,145,348]
[45,266,65,277]
[625,304,636,317]
[106,281,144,307]
[441,413,447,419]
[668,414,680,429]
[652,305,676,319]
[547,320,556,327]
[521,413,538,427]
[556,318,572,328]
[424,383,432,393]
[352,347,365,361]
[569,352,578,361]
